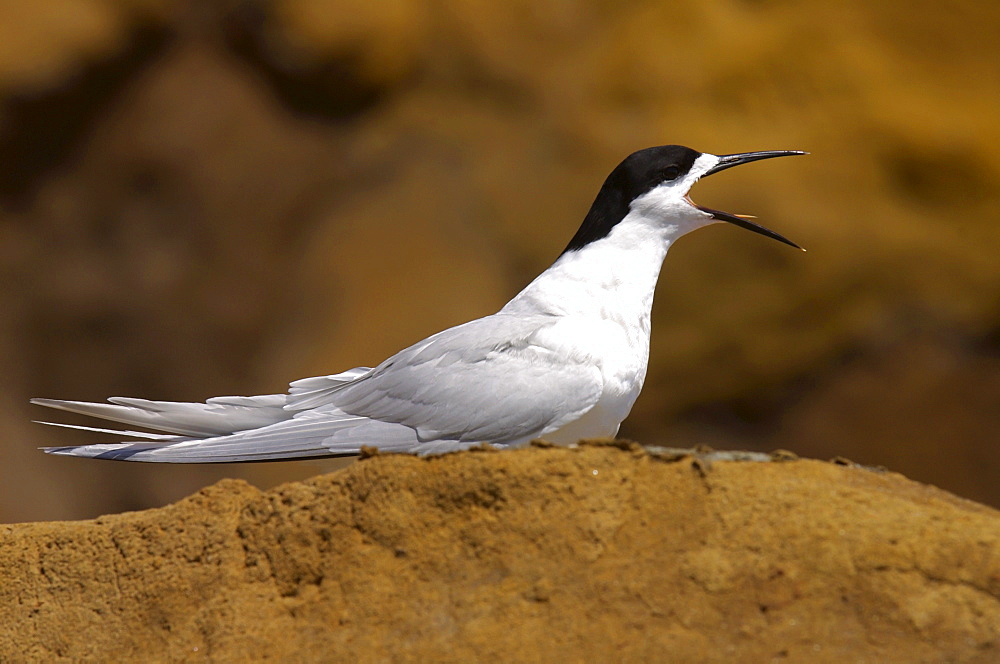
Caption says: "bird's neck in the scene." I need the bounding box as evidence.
[502,214,677,324]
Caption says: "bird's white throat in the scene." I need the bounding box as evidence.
[502,151,719,322]
[503,211,677,324]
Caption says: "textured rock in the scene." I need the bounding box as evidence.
[2,442,997,662]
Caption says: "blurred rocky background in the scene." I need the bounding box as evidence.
[1,0,997,522]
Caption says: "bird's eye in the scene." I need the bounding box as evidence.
[661,166,681,181]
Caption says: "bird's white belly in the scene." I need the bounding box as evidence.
[534,315,649,444]
[543,399,628,443]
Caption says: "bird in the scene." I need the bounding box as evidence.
[32,145,805,462]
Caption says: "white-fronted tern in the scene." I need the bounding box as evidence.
[33,145,805,462]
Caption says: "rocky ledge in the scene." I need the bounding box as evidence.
[2,441,997,662]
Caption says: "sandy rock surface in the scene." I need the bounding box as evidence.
[2,442,997,662]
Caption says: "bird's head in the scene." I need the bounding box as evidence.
[563,145,806,253]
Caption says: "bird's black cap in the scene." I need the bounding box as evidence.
[561,145,804,254]
[562,146,701,253]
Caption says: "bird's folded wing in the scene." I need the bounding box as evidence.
[36,314,604,462]
[326,313,604,444]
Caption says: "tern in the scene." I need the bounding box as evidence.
[33,145,805,462]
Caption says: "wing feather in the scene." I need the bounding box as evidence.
[329,313,603,444]
[36,313,606,462]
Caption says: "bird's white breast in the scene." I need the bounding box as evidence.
[533,314,650,442]
[501,208,680,441]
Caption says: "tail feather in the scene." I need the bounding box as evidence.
[37,412,438,463]
[40,439,344,463]
[30,395,289,437]
[34,420,185,440]
[30,367,470,463]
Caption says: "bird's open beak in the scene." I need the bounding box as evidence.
[694,150,807,250]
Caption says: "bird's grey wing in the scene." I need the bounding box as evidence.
[38,314,603,462]
[326,313,604,445]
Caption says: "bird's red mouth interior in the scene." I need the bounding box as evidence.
[685,194,753,220]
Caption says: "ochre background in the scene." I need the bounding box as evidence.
[1,0,997,522]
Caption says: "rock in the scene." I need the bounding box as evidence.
[2,442,997,661]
